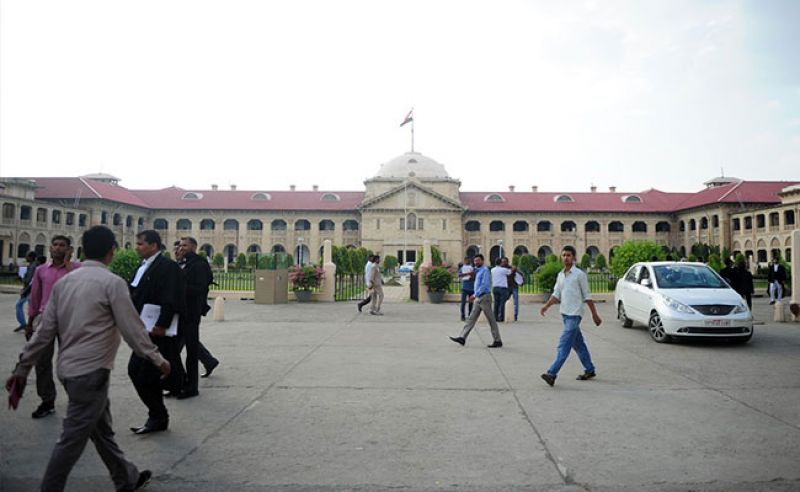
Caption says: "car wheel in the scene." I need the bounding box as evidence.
[618,302,633,328]
[648,311,670,343]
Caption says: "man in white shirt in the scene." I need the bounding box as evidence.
[357,255,375,312]
[490,257,515,322]
[539,246,602,387]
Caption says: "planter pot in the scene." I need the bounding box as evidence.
[428,291,446,304]
[294,290,313,302]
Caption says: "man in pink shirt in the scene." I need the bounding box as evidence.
[26,235,81,419]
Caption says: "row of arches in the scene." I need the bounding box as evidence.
[464,244,609,265]
[465,220,671,234]
[156,218,360,232]
[678,216,719,232]
[200,243,321,264]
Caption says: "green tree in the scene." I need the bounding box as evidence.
[579,253,592,270]
[609,240,665,278]
[537,255,563,292]
[707,254,722,272]
[595,253,607,271]
[383,255,398,272]
[734,252,746,268]
[108,248,140,281]
[212,253,224,268]
[518,255,539,276]
[247,253,258,267]
[236,253,248,269]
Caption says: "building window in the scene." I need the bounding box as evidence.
[484,194,504,202]
[20,206,32,220]
[319,219,335,231]
[700,217,708,230]
[79,214,87,227]
[623,195,642,203]
[632,221,647,233]
[294,219,311,231]
[113,213,122,226]
[126,215,133,227]
[489,220,504,232]
[585,221,600,233]
[66,212,75,226]
[712,215,719,228]
[101,211,108,225]
[679,220,685,232]
[37,208,48,224]
[343,220,359,231]
[405,213,417,230]
[744,217,752,230]
[555,194,574,203]
[201,219,215,230]
[785,210,796,226]
[182,192,202,200]
[271,219,287,231]
[537,221,552,232]
[154,219,168,230]
[513,220,529,232]
[732,218,740,231]
[756,214,765,228]
[655,221,670,233]
[608,221,624,233]
[321,193,340,202]
[769,212,779,227]
[2,203,15,220]
[465,221,480,232]
[561,221,577,232]
[52,210,61,224]
[224,219,239,231]
[177,219,192,230]
[251,192,270,201]
[247,219,263,231]
[689,219,696,231]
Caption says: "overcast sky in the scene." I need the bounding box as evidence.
[1,1,798,194]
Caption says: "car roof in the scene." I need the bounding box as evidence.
[636,261,707,267]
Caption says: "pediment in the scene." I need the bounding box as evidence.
[359,182,464,211]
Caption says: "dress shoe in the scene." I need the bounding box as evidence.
[576,371,596,381]
[487,341,503,348]
[13,325,26,333]
[201,359,219,378]
[460,316,466,321]
[176,389,199,400]
[540,373,556,387]
[32,402,55,419]
[130,420,168,435]
[119,469,152,491]
[163,390,179,398]
[449,336,465,346]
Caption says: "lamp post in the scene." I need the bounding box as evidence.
[297,237,304,266]
[498,240,504,262]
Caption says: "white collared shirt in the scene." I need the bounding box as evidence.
[491,266,511,288]
[130,251,161,288]
[364,261,374,285]
[552,266,592,316]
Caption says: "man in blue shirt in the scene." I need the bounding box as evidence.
[449,254,503,348]
[457,256,475,321]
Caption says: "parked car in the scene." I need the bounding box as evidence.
[398,261,416,274]
[614,262,753,343]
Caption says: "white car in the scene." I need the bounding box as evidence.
[614,262,753,343]
[398,261,416,274]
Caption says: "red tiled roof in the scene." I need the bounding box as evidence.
[132,189,365,211]
[460,189,694,213]
[25,177,151,208]
[671,181,797,210]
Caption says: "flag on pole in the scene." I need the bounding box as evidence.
[400,109,414,127]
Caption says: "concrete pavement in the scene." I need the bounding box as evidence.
[1,293,799,491]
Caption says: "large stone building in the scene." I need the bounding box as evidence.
[1,153,798,267]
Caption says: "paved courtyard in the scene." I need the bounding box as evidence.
[1,290,800,491]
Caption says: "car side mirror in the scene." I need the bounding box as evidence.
[641,278,652,288]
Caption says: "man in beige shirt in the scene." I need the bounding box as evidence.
[369,255,384,315]
[5,226,170,492]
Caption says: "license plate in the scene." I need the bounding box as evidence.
[704,319,731,327]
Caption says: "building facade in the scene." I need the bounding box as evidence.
[1,153,798,267]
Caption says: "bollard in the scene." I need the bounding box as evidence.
[773,300,785,323]
[212,296,225,321]
[504,297,515,323]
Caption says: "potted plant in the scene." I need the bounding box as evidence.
[422,264,455,303]
[288,264,324,302]
[536,256,563,302]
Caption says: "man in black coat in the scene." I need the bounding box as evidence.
[127,230,185,434]
[175,237,218,399]
[767,257,787,305]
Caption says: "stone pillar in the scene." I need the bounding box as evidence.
[420,240,432,304]
[318,239,336,302]
[212,296,225,321]
[748,254,756,276]
[791,230,800,322]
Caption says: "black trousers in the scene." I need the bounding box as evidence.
[357,295,372,309]
[492,287,509,322]
[128,336,179,424]
[178,315,218,393]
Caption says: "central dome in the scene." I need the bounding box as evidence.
[374,152,450,179]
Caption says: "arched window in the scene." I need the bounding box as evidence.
[608,221,624,233]
[712,215,719,228]
[744,217,752,230]
[537,221,552,232]
[153,219,168,230]
[176,219,192,231]
[319,219,335,231]
[465,221,480,232]
[223,219,239,231]
[247,219,263,231]
[784,210,795,225]
[404,213,417,230]
[586,246,600,258]
[137,217,144,229]
[689,219,696,231]
[321,193,340,201]
[271,244,286,254]
[251,192,271,201]
[632,221,647,233]
[655,221,670,233]
[200,244,214,257]
[125,215,133,227]
[700,217,708,230]
[223,244,237,263]
[585,221,600,233]
[561,221,576,232]
[247,244,261,253]
[623,195,642,203]
[489,245,503,265]
[555,194,574,203]
[271,219,287,231]
[17,243,30,257]
[100,211,107,225]
[465,245,480,258]
[756,214,765,228]
[343,220,359,231]
[200,219,215,230]
[484,194,504,202]
[182,192,202,200]
[679,220,685,232]
[513,245,529,256]
[513,221,529,232]
[537,245,553,262]
[295,219,311,231]
[113,213,122,226]
[489,220,504,232]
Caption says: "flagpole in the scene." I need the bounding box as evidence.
[411,118,415,153]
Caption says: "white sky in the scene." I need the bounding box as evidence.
[1,0,798,194]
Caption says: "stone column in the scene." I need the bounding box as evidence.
[791,230,800,321]
[420,240,433,303]
[748,254,756,276]
[318,239,336,302]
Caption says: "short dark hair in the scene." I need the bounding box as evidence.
[37,256,47,264]
[26,251,37,260]
[562,245,577,257]
[51,235,71,247]
[82,226,116,259]
[173,240,181,247]
[136,230,162,249]
[474,253,484,261]
[181,237,198,247]
[724,257,733,267]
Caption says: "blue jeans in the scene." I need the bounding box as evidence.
[15,294,28,327]
[492,287,509,321]
[459,288,474,318]
[511,289,519,320]
[547,315,595,376]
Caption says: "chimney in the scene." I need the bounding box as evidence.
[508,185,515,192]
[609,186,616,193]
[230,184,237,191]
[590,185,597,193]
[312,185,319,192]
[531,185,538,192]
[290,184,296,192]
[211,184,218,191]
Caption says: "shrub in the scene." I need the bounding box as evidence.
[595,253,607,271]
[734,253,746,268]
[579,253,592,270]
[536,256,563,292]
[383,255,398,272]
[609,240,665,278]
[518,254,539,276]
[707,254,722,272]
[421,263,456,292]
[235,253,247,269]
[109,248,140,281]
[288,264,324,291]
[212,253,224,268]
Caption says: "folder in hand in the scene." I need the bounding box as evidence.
[139,304,179,337]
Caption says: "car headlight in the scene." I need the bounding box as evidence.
[661,295,695,314]
[733,301,749,314]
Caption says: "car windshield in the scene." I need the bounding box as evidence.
[653,264,727,289]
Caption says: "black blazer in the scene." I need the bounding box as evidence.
[129,253,186,328]
[182,252,213,319]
